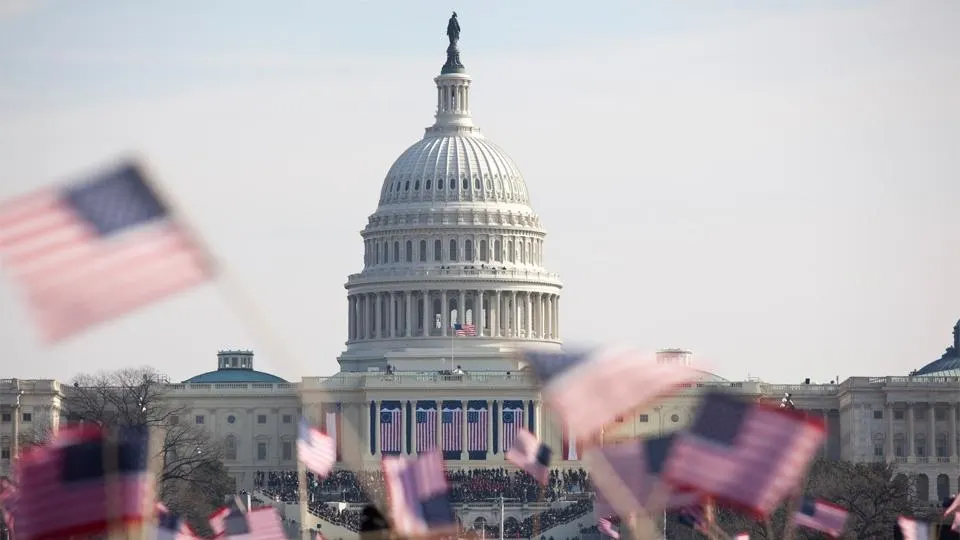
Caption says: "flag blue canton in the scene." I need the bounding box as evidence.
[535,444,552,467]
[504,411,514,423]
[467,411,479,422]
[62,425,148,482]
[799,496,817,516]
[521,350,591,383]
[442,411,453,423]
[689,392,750,446]
[62,163,168,238]
[421,493,456,527]
[644,435,675,475]
[381,412,394,423]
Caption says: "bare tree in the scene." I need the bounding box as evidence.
[66,367,233,529]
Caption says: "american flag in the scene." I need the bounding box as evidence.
[677,505,710,534]
[502,407,524,452]
[382,451,456,537]
[505,430,551,485]
[416,408,438,453]
[441,408,463,452]
[156,501,198,539]
[898,516,933,540]
[662,391,826,516]
[454,323,476,336]
[10,424,152,540]
[590,435,699,516]
[467,408,488,452]
[521,347,700,438]
[381,408,402,454]
[211,505,286,539]
[0,161,212,343]
[297,418,336,477]
[597,517,620,539]
[793,496,848,537]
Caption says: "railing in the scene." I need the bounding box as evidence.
[347,266,562,282]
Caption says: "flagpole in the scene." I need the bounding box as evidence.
[297,459,310,540]
[135,156,378,536]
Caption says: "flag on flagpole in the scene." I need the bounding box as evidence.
[297,418,336,477]
[10,424,152,540]
[213,506,286,539]
[505,430,551,485]
[662,391,825,516]
[520,346,700,437]
[156,501,198,539]
[453,323,476,336]
[793,496,848,537]
[382,451,456,537]
[0,161,213,343]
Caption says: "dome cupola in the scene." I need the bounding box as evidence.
[340,14,563,372]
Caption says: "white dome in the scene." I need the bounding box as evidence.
[378,134,531,207]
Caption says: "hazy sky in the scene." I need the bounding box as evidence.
[1,0,957,384]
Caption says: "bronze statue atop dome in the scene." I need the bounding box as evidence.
[441,12,465,74]
[447,12,460,46]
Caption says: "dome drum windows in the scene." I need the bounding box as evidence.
[419,240,427,262]
[405,240,413,262]
[434,239,442,261]
[464,239,473,261]
[449,239,458,261]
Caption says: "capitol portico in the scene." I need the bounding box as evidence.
[1,13,959,538]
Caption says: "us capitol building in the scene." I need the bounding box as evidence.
[2,14,959,537]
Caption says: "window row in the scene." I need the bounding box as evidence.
[0,411,32,422]
[223,434,295,462]
[169,413,295,426]
[384,175,526,199]
[364,236,544,266]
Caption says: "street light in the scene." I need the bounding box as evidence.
[482,496,519,540]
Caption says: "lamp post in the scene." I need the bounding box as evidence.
[484,496,519,540]
[11,379,22,463]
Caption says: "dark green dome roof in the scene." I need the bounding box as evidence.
[183,349,287,384]
[911,320,960,377]
[183,368,287,384]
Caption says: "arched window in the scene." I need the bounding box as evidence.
[494,239,502,262]
[449,239,458,261]
[434,239,442,261]
[393,242,400,263]
[438,178,444,190]
[479,240,488,261]
[526,243,531,264]
[404,181,410,191]
[474,178,480,190]
[936,474,950,501]
[936,434,948,457]
[465,239,473,261]
[426,179,432,190]
[419,240,427,262]
[507,240,514,262]
[915,474,929,502]
[461,178,468,190]
[376,243,381,264]
[225,435,237,460]
[414,180,420,190]
[405,240,413,262]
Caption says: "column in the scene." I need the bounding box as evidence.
[460,400,468,459]
[949,403,958,459]
[486,402,494,452]
[374,400,381,457]
[459,290,466,325]
[533,400,543,439]
[545,295,552,339]
[907,403,915,459]
[441,290,448,336]
[477,290,485,336]
[405,292,413,337]
[388,293,396,338]
[492,292,500,337]
[886,403,894,461]
[525,293,532,338]
[511,291,518,337]
[554,296,560,339]
[538,294,545,338]
[374,293,382,339]
[927,404,936,460]
[347,296,354,340]
[421,290,429,337]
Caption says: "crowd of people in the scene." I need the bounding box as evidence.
[254,467,595,534]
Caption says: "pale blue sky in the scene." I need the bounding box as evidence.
[0,0,957,383]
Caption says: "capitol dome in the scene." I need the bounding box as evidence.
[912,320,960,377]
[339,15,563,372]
